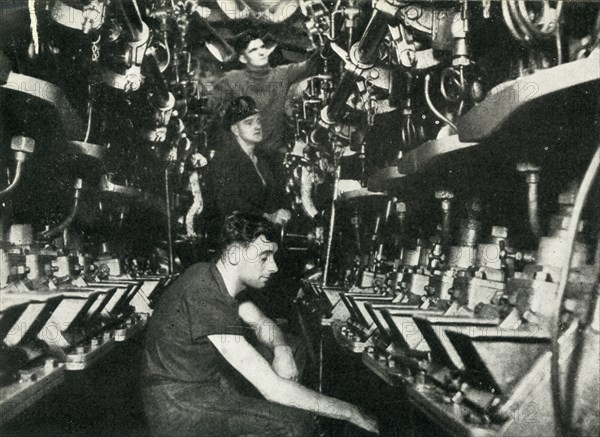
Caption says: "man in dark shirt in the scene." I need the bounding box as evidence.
[210,96,291,226]
[142,212,379,437]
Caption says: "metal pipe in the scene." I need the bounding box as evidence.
[526,172,542,238]
[322,164,341,286]
[39,179,83,239]
[424,73,458,133]
[117,0,144,41]
[441,199,452,246]
[551,144,600,437]
[165,167,174,275]
[0,160,25,199]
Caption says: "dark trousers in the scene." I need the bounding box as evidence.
[142,378,317,437]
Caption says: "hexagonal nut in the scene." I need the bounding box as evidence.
[395,202,407,213]
[516,162,540,173]
[558,191,576,206]
[491,226,508,239]
[11,136,35,153]
[404,5,422,20]
[435,190,454,200]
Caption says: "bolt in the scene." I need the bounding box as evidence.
[491,226,508,239]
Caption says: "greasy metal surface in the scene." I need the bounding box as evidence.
[458,50,600,142]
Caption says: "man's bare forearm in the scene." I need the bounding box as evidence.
[255,316,287,350]
[264,376,358,422]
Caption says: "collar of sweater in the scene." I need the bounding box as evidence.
[245,64,271,79]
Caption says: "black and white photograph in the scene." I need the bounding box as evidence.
[0,1,599,436]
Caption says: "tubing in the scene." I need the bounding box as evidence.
[0,160,25,199]
[39,197,80,239]
[424,73,458,133]
[550,144,600,437]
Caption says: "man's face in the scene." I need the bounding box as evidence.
[235,235,279,289]
[240,38,269,68]
[232,113,263,144]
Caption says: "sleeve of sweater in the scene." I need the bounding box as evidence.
[281,49,322,85]
[207,75,236,117]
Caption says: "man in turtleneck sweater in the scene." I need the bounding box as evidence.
[209,30,320,160]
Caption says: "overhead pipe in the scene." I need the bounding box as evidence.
[39,179,83,240]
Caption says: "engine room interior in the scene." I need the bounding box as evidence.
[1,1,599,436]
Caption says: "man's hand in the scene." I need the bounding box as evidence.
[272,345,299,381]
[349,407,380,435]
[265,209,292,226]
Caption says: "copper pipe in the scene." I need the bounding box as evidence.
[0,160,25,199]
[39,179,83,239]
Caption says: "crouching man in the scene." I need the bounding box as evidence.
[142,212,378,436]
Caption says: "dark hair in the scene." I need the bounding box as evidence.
[233,30,263,55]
[218,211,277,256]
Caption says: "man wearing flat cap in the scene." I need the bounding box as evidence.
[210,96,291,226]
